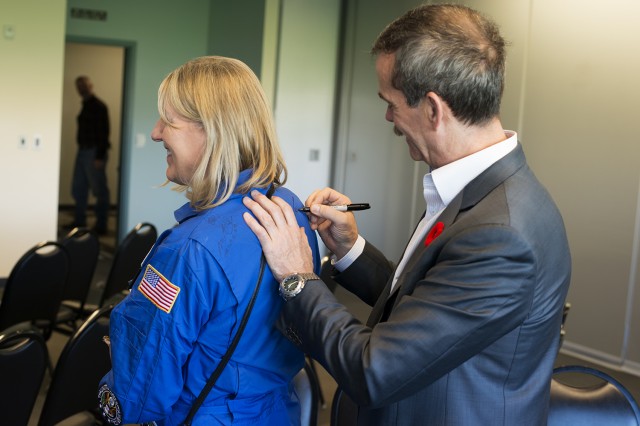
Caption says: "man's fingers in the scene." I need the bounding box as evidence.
[242,192,300,238]
[242,212,271,244]
[243,191,314,281]
[242,194,277,232]
[311,203,352,226]
[272,196,300,228]
[305,187,351,209]
[248,190,289,227]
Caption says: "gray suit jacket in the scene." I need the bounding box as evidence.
[278,144,571,425]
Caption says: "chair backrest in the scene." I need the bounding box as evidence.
[60,227,100,310]
[294,359,320,426]
[38,305,113,426]
[549,365,640,426]
[0,328,49,426]
[330,387,358,426]
[560,302,571,346]
[320,255,338,293]
[0,241,69,338]
[100,222,157,306]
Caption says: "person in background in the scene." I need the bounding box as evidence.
[68,76,111,235]
[243,4,571,425]
[98,56,320,425]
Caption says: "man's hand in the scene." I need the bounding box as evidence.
[304,187,359,259]
[94,159,106,169]
[243,191,314,282]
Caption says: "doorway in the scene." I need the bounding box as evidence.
[58,42,125,251]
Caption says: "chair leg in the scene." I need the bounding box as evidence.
[46,350,55,377]
[306,356,326,409]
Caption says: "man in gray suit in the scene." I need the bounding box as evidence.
[243,4,571,425]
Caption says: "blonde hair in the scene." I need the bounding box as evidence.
[157,56,287,210]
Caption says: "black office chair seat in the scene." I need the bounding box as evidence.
[0,327,49,426]
[65,222,158,319]
[38,305,113,426]
[55,227,101,334]
[0,241,69,340]
[549,364,640,426]
[294,358,321,426]
[331,387,358,426]
[97,222,157,308]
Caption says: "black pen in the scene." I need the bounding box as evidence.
[298,203,370,213]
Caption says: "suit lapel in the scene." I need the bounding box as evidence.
[372,195,463,324]
[366,212,426,326]
[367,144,527,326]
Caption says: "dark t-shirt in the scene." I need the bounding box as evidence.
[77,95,110,160]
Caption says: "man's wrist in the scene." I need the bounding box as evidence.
[332,235,365,272]
[279,272,321,301]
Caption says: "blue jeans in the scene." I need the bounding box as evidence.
[71,147,110,229]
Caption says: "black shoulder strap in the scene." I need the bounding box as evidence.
[183,184,276,425]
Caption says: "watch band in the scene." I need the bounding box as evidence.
[297,272,321,281]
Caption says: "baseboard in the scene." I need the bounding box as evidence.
[561,340,640,377]
[625,359,640,375]
[58,204,118,211]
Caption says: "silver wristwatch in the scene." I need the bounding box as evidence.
[279,272,320,301]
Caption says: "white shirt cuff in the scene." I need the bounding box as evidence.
[332,235,365,272]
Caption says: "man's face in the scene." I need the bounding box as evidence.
[375,53,432,164]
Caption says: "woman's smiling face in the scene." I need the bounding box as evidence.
[151,105,206,185]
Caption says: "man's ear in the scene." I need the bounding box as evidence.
[424,92,445,129]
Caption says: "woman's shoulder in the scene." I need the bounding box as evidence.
[272,186,304,209]
[180,198,260,253]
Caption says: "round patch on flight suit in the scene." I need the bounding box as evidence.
[98,384,122,425]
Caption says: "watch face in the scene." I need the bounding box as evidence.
[283,275,301,292]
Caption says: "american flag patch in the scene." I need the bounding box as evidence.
[138,264,180,313]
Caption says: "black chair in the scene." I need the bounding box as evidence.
[55,227,101,334]
[74,223,157,316]
[320,254,338,293]
[0,241,69,339]
[309,254,336,409]
[549,365,640,425]
[0,328,49,426]
[330,387,358,426]
[560,301,571,346]
[98,222,157,307]
[294,359,321,426]
[38,305,113,426]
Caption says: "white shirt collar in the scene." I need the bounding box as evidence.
[426,130,518,208]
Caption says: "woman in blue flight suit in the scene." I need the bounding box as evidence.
[98,56,320,425]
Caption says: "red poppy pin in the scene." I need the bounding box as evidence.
[424,221,445,247]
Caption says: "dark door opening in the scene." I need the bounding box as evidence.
[58,42,126,252]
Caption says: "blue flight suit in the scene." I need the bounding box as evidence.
[98,172,320,425]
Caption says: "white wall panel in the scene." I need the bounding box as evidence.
[272,0,341,208]
[521,0,640,364]
[0,0,66,275]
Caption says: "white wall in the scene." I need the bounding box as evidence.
[334,0,430,261]
[271,0,341,204]
[0,0,66,275]
[519,0,640,371]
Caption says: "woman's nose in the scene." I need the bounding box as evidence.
[151,119,164,142]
